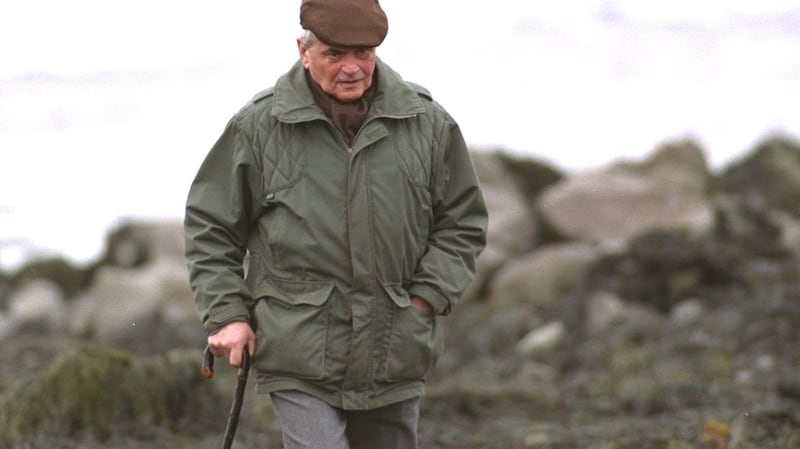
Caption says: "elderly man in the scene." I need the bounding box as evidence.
[184,0,487,447]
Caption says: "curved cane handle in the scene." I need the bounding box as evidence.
[201,346,215,379]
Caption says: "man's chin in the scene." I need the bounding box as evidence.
[333,90,365,102]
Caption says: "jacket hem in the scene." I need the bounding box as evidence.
[255,376,426,410]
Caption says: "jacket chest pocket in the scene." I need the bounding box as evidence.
[257,143,349,275]
[259,177,331,274]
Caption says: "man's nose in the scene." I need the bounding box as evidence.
[341,54,361,74]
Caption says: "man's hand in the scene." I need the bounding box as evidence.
[410,295,434,315]
[208,321,256,368]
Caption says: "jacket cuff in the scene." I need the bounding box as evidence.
[202,303,251,334]
[408,284,450,316]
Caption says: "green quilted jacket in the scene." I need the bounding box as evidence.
[185,58,487,409]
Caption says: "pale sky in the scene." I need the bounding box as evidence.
[3,0,799,76]
[1,0,799,268]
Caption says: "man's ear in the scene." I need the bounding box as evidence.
[297,38,310,68]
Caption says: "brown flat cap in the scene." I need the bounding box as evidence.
[300,0,388,48]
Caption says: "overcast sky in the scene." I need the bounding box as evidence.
[1,0,799,268]
[3,0,799,76]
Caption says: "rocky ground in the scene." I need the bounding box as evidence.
[1,135,799,449]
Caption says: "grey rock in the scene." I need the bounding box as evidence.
[537,139,714,243]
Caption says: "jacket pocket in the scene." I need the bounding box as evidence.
[252,278,334,380]
[381,284,444,382]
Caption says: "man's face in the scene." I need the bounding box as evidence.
[298,38,377,102]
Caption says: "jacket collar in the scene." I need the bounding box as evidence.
[271,58,426,123]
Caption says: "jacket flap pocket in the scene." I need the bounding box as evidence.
[254,279,334,306]
[382,284,411,308]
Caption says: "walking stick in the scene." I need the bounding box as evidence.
[202,346,251,449]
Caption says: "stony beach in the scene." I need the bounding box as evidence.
[2,135,799,448]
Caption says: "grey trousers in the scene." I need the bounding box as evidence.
[270,390,420,449]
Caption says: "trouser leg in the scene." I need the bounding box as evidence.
[270,390,420,449]
[345,397,420,449]
[270,390,349,449]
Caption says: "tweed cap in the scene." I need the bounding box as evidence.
[300,0,388,47]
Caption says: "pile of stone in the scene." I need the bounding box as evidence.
[1,134,799,449]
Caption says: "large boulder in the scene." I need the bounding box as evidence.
[583,229,751,313]
[465,151,562,299]
[66,220,202,352]
[439,243,597,364]
[102,220,186,267]
[717,134,800,218]
[3,256,94,301]
[68,259,200,351]
[487,242,597,309]
[715,135,800,257]
[536,139,714,244]
[0,279,66,339]
[465,151,543,302]
[490,150,564,203]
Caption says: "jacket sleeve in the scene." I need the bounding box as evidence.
[408,118,488,315]
[184,118,263,333]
